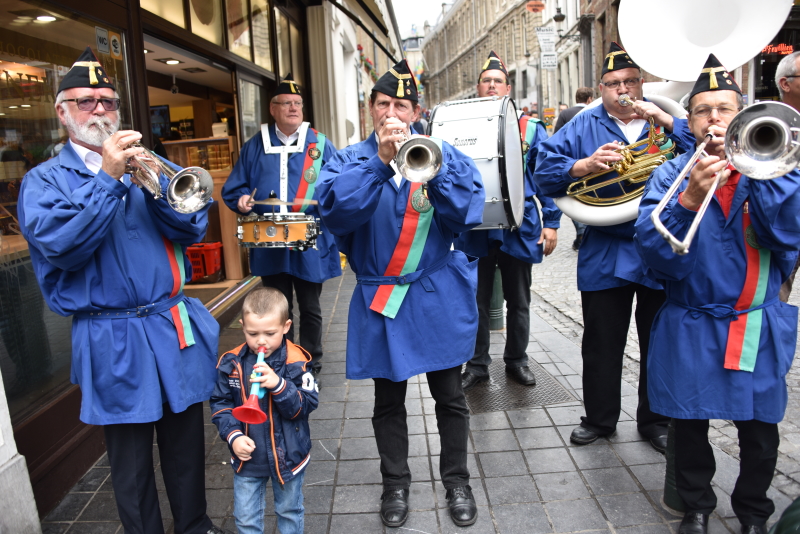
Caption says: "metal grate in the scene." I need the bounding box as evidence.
[465,360,576,414]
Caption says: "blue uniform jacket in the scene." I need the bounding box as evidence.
[18,143,219,425]
[635,150,800,423]
[210,339,318,481]
[534,102,695,291]
[317,133,484,382]
[455,118,561,263]
[221,125,341,283]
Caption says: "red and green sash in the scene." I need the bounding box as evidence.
[292,131,327,213]
[162,236,196,349]
[369,183,434,319]
[646,126,675,159]
[723,206,770,372]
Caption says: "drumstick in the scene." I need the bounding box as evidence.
[247,188,257,206]
[249,199,319,206]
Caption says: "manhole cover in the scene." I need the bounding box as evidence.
[465,360,576,413]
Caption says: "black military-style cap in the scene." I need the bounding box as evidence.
[601,42,640,76]
[373,59,418,102]
[688,53,742,100]
[57,47,116,94]
[274,72,302,97]
[478,51,508,82]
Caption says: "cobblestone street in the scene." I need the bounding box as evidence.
[531,217,800,501]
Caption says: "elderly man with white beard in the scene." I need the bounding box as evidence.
[18,47,226,534]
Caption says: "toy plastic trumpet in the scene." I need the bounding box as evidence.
[232,346,268,424]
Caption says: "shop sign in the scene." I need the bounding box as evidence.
[541,52,558,70]
[526,1,546,12]
[761,43,794,55]
[96,26,110,54]
[109,32,122,59]
[543,108,555,128]
[536,26,556,53]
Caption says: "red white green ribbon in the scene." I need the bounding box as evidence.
[723,208,770,372]
[369,182,434,319]
[293,131,327,213]
[162,236,196,349]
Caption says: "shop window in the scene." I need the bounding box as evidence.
[238,77,267,143]
[275,8,292,78]
[252,0,273,71]
[289,22,305,88]
[0,0,131,422]
[226,0,251,61]
[191,0,224,46]
[141,0,186,29]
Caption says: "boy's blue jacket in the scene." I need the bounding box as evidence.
[210,339,319,482]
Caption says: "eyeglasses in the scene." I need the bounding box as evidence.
[479,77,507,85]
[62,97,121,111]
[601,78,641,90]
[273,101,303,109]
[689,105,740,118]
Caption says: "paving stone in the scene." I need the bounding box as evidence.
[313,439,340,461]
[516,427,564,449]
[205,462,235,489]
[319,386,347,402]
[312,402,345,420]
[346,386,374,402]
[617,525,674,534]
[333,484,382,514]
[408,456,433,482]
[612,441,667,466]
[40,524,70,534]
[470,411,511,431]
[484,475,540,504]
[472,429,520,453]
[569,443,623,469]
[545,498,608,531]
[608,420,648,444]
[525,447,575,474]
[428,433,474,456]
[329,512,383,533]
[507,408,552,429]
[596,493,662,527]
[321,373,348,388]
[71,493,118,523]
[340,437,380,460]
[344,401,374,419]
[407,415,426,435]
[64,522,122,533]
[436,506,494,534]
[385,509,438,533]
[305,460,337,487]
[311,418,344,439]
[477,450,527,478]
[534,471,590,502]
[342,418,374,438]
[304,484,335,515]
[583,467,641,496]
[630,463,667,492]
[546,405,586,426]
[494,502,553,533]
[204,488,233,518]
[304,513,330,533]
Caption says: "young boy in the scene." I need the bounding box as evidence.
[211,288,319,534]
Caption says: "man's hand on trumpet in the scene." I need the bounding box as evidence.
[101,130,144,181]
[681,155,731,211]
[628,101,674,132]
[702,124,727,159]
[377,117,409,166]
[569,141,623,177]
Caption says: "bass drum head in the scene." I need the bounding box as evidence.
[497,97,525,230]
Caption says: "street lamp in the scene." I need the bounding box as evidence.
[553,7,566,23]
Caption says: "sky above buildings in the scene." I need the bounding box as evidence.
[393,0,449,38]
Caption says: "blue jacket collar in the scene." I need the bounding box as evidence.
[59,141,96,175]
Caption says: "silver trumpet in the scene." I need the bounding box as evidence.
[393,129,443,183]
[651,101,800,255]
[109,129,214,214]
[619,94,636,106]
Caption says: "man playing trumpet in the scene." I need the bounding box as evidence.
[534,42,696,452]
[635,54,800,534]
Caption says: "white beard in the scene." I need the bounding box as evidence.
[63,111,120,148]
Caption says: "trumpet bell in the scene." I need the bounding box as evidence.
[726,101,800,180]
[396,135,443,183]
[167,167,214,214]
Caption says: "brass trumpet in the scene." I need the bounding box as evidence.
[110,129,214,214]
[565,94,675,207]
[651,101,800,255]
[393,129,443,183]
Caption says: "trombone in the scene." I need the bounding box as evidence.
[651,101,800,255]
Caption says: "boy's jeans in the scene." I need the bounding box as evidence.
[233,470,306,534]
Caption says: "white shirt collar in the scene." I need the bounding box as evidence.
[576,103,587,108]
[69,140,103,174]
[275,124,301,146]
[606,112,647,145]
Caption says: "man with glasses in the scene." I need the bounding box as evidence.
[534,42,695,452]
[222,73,339,382]
[458,51,561,391]
[18,47,227,534]
[635,54,800,534]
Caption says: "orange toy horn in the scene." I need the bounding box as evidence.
[232,347,268,424]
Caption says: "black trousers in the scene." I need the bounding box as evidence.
[580,284,669,436]
[675,419,779,526]
[261,274,323,371]
[465,249,532,377]
[372,365,470,490]
[103,402,212,534]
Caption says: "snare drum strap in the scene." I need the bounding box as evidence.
[366,182,435,319]
[293,130,327,213]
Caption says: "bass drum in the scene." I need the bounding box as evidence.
[553,94,687,226]
[428,96,524,230]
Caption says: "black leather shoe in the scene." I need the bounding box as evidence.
[570,426,604,445]
[206,527,235,534]
[740,525,767,534]
[461,371,489,391]
[649,434,668,454]
[678,513,709,534]
[572,236,583,251]
[506,366,537,386]
[446,485,478,527]
[380,488,409,527]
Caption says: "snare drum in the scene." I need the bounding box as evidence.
[428,96,525,230]
[237,213,320,250]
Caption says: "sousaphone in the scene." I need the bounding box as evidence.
[554,0,793,227]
